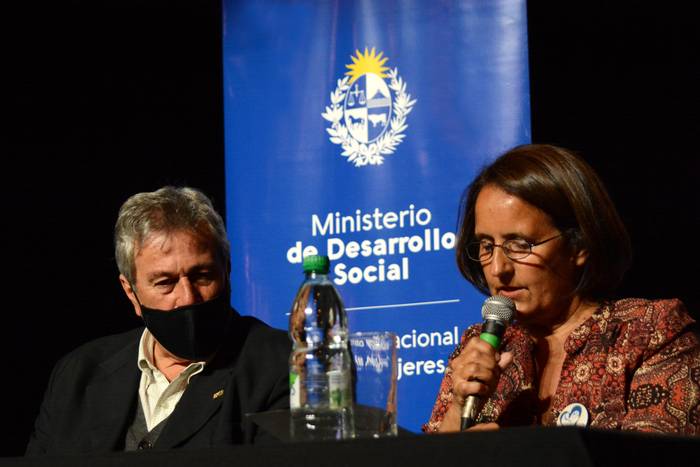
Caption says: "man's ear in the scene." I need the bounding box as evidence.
[119,274,142,317]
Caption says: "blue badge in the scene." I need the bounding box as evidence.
[557,403,589,427]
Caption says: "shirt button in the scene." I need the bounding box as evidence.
[137,439,153,450]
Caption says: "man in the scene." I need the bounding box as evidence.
[26,186,290,454]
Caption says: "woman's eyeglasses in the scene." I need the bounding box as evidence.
[466,233,564,262]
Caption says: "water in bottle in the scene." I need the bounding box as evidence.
[289,255,354,440]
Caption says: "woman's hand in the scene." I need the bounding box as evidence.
[437,337,513,432]
[452,337,512,402]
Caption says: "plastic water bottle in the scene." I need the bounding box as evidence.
[289,255,354,440]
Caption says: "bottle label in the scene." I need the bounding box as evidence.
[328,369,351,409]
[289,371,301,409]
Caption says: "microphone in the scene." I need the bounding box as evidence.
[460,295,515,431]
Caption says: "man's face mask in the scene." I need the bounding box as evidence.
[135,291,232,361]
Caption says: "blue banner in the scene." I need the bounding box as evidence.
[223,0,530,432]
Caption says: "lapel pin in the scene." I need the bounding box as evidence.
[212,389,224,400]
[557,402,589,427]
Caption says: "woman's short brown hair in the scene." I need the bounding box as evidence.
[456,144,632,301]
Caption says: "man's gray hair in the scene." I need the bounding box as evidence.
[114,186,230,285]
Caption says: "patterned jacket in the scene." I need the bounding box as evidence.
[423,298,700,435]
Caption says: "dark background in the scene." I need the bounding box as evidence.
[4,0,698,457]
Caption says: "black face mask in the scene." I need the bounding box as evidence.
[137,292,232,361]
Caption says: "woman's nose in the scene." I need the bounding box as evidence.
[488,246,514,278]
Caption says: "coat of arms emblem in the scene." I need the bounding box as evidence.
[322,48,416,167]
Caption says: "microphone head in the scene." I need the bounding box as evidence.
[481,295,515,323]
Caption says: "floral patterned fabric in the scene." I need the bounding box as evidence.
[423,298,700,435]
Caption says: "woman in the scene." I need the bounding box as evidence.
[424,144,699,434]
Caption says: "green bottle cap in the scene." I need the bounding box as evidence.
[302,255,330,274]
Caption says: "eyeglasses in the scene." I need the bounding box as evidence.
[466,233,564,262]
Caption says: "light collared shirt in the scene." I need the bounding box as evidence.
[137,330,205,431]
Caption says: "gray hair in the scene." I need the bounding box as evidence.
[114,186,230,285]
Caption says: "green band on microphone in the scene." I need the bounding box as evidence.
[479,332,501,349]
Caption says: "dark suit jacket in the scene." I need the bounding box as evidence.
[26,309,291,455]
